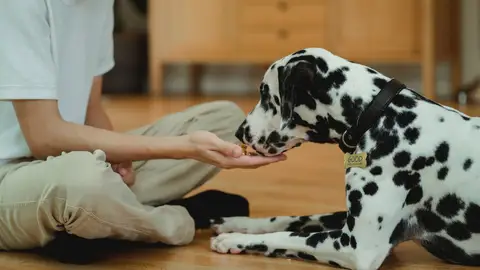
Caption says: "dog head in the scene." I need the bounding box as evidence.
[235,48,391,156]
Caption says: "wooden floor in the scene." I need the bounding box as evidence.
[1,96,480,270]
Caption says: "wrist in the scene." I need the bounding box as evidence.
[152,134,196,160]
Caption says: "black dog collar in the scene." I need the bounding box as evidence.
[339,78,406,154]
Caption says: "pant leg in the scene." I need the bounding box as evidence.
[0,150,194,251]
[127,101,245,206]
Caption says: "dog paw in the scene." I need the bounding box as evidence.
[210,233,256,254]
[210,217,261,234]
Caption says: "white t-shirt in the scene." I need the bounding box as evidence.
[0,0,115,165]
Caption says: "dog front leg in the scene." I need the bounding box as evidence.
[211,211,346,234]
[211,213,397,270]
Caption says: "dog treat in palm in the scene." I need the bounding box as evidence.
[240,144,248,155]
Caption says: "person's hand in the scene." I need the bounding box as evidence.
[183,130,286,169]
[112,161,136,186]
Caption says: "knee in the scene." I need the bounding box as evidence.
[204,101,246,139]
[212,100,245,124]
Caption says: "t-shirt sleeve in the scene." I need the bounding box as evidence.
[0,1,58,100]
[95,3,115,76]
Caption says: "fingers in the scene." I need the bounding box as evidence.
[204,150,287,169]
[204,133,243,158]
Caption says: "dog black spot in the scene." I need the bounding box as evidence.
[297,252,317,261]
[328,261,342,268]
[404,127,420,145]
[267,131,281,144]
[462,115,471,121]
[361,177,366,181]
[370,131,399,160]
[286,216,311,232]
[378,216,383,223]
[315,57,329,73]
[373,78,387,90]
[247,244,268,252]
[394,151,411,168]
[273,142,285,148]
[348,190,363,216]
[435,141,449,163]
[421,235,480,265]
[475,125,480,130]
[393,170,420,189]
[350,236,357,249]
[405,186,423,205]
[345,184,351,191]
[340,95,364,127]
[305,118,333,144]
[382,107,398,129]
[358,136,367,151]
[412,156,427,171]
[436,194,465,218]
[366,68,378,74]
[464,158,473,171]
[446,222,472,241]
[302,225,325,233]
[396,111,417,128]
[392,94,417,109]
[416,209,446,232]
[437,167,449,180]
[465,203,480,233]
[327,114,349,135]
[363,182,378,196]
[329,230,342,239]
[348,190,362,203]
[439,117,445,122]
[273,95,280,106]
[306,232,328,248]
[242,126,253,144]
[333,241,341,250]
[426,157,435,166]
[340,233,350,247]
[370,166,383,176]
[270,217,277,222]
[259,83,275,113]
[389,219,407,244]
[320,212,347,230]
[347,215,355,231]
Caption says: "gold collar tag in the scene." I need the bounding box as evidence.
[344,152,368,169]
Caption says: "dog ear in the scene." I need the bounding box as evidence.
[278,61,316,129]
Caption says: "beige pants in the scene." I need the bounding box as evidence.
[0,101,245,250]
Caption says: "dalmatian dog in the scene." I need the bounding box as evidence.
[209,48,480,269]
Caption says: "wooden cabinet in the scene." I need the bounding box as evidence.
[148,0,460,99]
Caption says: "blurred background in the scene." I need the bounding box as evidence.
[102,0,479,103]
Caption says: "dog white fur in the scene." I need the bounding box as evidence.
[209,48,480,270]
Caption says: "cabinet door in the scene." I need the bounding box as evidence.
[149,0,237,62]
[327,0,420,62]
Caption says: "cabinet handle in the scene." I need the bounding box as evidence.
[277,1,288,11]
[278,29,288,39]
